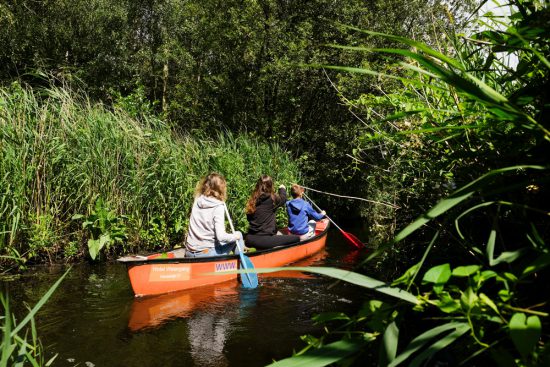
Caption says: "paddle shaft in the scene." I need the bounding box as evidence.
[223,204,257,287]
[303,193,364,249]
[303,193,344,233]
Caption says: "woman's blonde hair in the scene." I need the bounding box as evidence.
[195,173,227,201]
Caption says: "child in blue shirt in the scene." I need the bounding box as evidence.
[286,184,326,240]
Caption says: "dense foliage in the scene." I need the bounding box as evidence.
[0,0,474,219]
[268,1,550,366]
[1,0,549,365]
[0,83,299,267]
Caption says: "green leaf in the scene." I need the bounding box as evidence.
[486,227,497,265]
[475,270,497,284]
[45,354,58,366]
[362,300,384,315]
[509,313,541,358]
[389,323,468,367]
[434,292,461,313]
[392,263,420,286]
[380,321,399,366]
[266,339,364,367]
[88,238,100,260]
[479,293,500,315]
[492,249,526,265]
[460,287,479,311]
[407,231,439,290]
[246,267,419,304]
[452,265,481,277]
[422,264,451,285]
[501,272,518,282]
[340,27,464,70]
[498,289,512,302]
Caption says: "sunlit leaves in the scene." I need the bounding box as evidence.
[380,321,399,366]
[422,263,451,293]
[509,313,542,358]
[452,265,481,277]
[431,292,461,313]
[266,339,365,367]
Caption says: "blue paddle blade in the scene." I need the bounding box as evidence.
[238,252,259,288]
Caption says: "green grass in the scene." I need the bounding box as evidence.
[0,82,300,265]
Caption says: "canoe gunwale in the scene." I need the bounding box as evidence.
[118,222,330,266]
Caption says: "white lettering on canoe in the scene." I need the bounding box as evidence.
[149,265,191,282]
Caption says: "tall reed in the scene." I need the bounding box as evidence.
[0,82,300,265]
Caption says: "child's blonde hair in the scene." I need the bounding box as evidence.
[196,173,227,201]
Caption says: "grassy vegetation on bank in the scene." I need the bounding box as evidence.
[0,82,300,267]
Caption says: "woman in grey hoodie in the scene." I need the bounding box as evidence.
[185,173,243,257]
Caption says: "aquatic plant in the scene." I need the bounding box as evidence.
[0,268,69,366]
[72,198,128,260]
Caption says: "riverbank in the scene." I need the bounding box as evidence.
[0,83,300,268]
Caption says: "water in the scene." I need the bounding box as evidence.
[2,230,370,367]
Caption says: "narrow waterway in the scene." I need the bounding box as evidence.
[3,228,371,367]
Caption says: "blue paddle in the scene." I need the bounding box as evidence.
[224,204,258,288]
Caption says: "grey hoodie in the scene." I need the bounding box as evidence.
[186,195,237,251]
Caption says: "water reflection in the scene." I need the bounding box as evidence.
[2,234,371,367]
[128,282,239,331]
[188,311,233,367]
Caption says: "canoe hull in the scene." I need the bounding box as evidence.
[122,221,329,297]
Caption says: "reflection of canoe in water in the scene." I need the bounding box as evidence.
[127,282,238,331]
[118,220,329,297]
[127,250,328,331]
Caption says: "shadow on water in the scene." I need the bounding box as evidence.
[1,226,372,367]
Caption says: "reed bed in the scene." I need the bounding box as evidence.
[0,83,299,265]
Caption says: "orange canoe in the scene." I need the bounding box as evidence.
[127,250,328,331]
[118,220,329,297]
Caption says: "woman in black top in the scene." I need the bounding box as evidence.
[245,175,300,249]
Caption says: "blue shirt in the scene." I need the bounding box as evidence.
[286,198,325,235]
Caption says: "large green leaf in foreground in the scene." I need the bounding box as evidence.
[266,340,364,367]
[244,266,419,304]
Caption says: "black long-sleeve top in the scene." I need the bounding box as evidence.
[246,187,287,235]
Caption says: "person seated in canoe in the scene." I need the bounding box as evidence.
[286,184,326,240]
[244,175,300,249]
[184,173,243,257]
